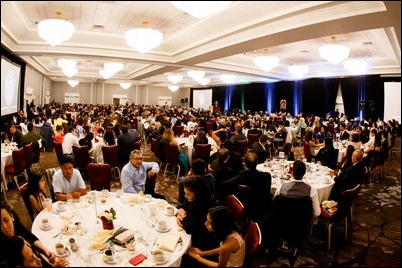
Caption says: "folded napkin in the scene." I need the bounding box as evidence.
[90,230,114,250]
[322,200,337,208]
[158,233,180,252]
[114,230,134,245]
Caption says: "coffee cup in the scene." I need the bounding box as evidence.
[116,189,122,198]
[152,249,165,262]
[102,189,109,198]
[104,249,114,262]
[166,206,175,215]
[57,202,66,211]
[144,194,152,203]
[41,218,51,229]
[157,220,167,231]
[55,243,66,256]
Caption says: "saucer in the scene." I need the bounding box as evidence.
[164,211,175,216]
[40,225,53,231]
[155,226,170,233]
[102,256,117,264]
[154,254,169,265]
[57,207,67,212]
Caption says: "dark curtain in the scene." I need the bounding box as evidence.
[274,81,293,114]
[361,75,384,120]
[340,77,360,119]
[243,83,266,113]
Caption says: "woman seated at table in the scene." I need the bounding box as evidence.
[305,130,323,156]
[315,125,332,145]
[93,130,115,164]
[187,206,245,267]
[53,125,65,144]
[160,128,190,171]
[176,176,218,251]
[339,145,355,174]
[193,130,209,147]
[315,137,338,170]
[26,172,50,220]
[348,133,362,150]
[0,201,59,266]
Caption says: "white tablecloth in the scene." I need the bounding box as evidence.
[31,193,191,267]
[257,160,334,203]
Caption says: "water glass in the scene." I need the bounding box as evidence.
[125,240,136,254]
[66,193,73,206]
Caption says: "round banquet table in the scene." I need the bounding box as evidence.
[257,160,335,203]
[31,192,191,267]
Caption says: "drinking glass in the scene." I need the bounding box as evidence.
[66,192,74,206]
[125,240,136,254]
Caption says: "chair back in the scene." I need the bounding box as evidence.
[45,168,59,202]
[303,141,310,160]
[19,183,35,221]
[72,145,92,169]
[83,125,90,135]
[11,147,26,174]
[102,145,119,168]
[53,142,64,164]
[31,141,41,164]
[133,139,142,150]
[234,139,248,155]
[243,221,262,267]
[336,184,361,221]
[87,163,112,190]
[23,143,33,170]
[163,144,180,165]
[151,138,161,159]
[194,144,212,163]
[247,134,261,148]
[174,125,184,137]
[226,194,246,232]
[235,184,252,217]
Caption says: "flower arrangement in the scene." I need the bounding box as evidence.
[98,207,117,224]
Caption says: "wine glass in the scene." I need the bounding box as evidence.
[66,192,74,207]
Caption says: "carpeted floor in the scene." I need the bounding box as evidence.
[3,139,401,267]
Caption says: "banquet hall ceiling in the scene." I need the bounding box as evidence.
[1,1,401,88]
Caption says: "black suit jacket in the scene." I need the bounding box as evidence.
[117,133,136,165]
[8,129,23,148]
[222,169,272,222]
[329,161,366,201]
[250,141,270,164]
[339,131,350,141]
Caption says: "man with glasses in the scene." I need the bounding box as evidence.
[121,149,159,194]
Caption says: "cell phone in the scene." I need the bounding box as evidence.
[129,253,147,266]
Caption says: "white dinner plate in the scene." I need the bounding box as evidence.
[164,211,175,217]
[155,226,171,233]
[40,225,53,231]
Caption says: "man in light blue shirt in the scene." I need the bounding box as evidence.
[121,149,159,194]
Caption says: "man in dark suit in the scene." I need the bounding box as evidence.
[117,125,136,167]
[329,149,366,202]
[338,123,350,141]
[222,152,272,222]
[222,139,243,174]
[250,134,270,164]
[8,124,23,148]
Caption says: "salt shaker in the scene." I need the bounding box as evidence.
[69,238,79,252]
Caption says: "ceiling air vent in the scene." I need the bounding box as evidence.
[92,25,105,30]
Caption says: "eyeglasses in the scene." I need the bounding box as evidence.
[133,157,143,160]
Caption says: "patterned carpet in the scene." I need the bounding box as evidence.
[3,139,401,267]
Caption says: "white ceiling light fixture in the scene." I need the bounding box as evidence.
[125,21,163,54]
[343,59,368,75]
[104,62,124,73]
[63,68,78,78]
[171,1,232,18]
[57,59,77,69]
[253,49,280,72]
[168,85,180,92]
[197,77,211,86]
[38,19,75,47]
[99,69,114,80]
[168,75,183,84]
[288,65,309,79]
[120,82,132,90]
[220,74,236,84]
[67,80,79,87]
[187,70,205,81]
[319,36,350,65]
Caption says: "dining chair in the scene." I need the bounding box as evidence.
[235,184,252,219]
[45,167,59,202]
[102,145,121,180]
[173,125,184,137]
[151,138,165,168]
[72,145,93,179]
[23,143,33,179]
[31,141,43,173]
[87,163,112,191]
[53,141,64,165]
[226,194,247,233]
[234,139,248,156]
[243,221,262,267]
[5,147,27,190]
[163,144,181,181]
[312,184,361,250]
[193,143,212,164]
[19,182,35,221]
[144,172,165,200]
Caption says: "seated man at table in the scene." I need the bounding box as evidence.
[221,152,272,222]
[52,155,87,201]
[250,134,271,164]
[121,149,159,194]
[329,149,366,202]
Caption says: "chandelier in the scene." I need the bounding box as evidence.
[38,19,75,47]
[168,75,183,84]
[63,68,78,78]
[198,77,211,86]
[288,65,309,79]
[220,74,236,84]
[104,62,124,73]
[187,70,205,80]
[171,1,231,18]
[99,69,114,79]
[343,59,367,75]
[253,49,279,72]
[57,59,78,77]
[125,21,163,54]
[168,85,180,92]
[319,36,350,65]
[67,80,79,87]
[120,82,132,90]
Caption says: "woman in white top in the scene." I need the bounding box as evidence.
[188,206,245,267]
